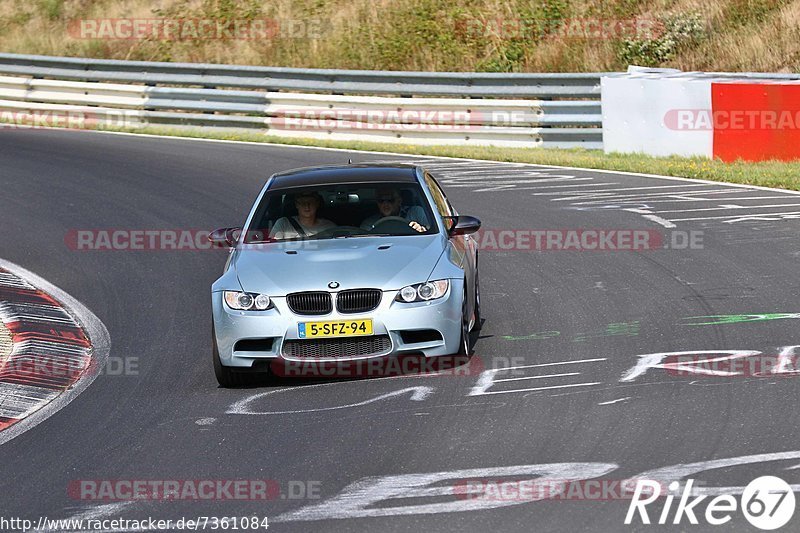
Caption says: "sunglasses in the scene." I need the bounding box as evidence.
[376,198,397,204]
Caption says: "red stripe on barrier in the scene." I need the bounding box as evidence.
[712,82,800,162]
[0,417,18,431]
[5,321,90,347]
[0,287,61,306]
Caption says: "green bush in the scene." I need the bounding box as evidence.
[619,12,706,67]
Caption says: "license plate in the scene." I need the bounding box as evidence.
[298,319,373,339]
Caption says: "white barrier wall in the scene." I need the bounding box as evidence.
[601,75,712,157]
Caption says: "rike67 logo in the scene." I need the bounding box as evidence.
[626,476,795,530]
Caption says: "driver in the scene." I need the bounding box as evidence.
[269,192,336,239]
[361,188,427,233]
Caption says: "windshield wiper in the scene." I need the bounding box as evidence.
[334,233,393,239]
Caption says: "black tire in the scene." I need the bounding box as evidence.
[473,257,482,331]
[213,328,249,387]
[456,285,471,356]
[213,335,234,387]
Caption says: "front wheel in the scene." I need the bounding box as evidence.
[472,259,482,331]
[213,328,253,387]
[456,285,471,356]
[213,335,237,387]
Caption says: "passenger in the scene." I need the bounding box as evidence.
[269,192,336,239]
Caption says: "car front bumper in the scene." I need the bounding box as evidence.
[212,279,464,368]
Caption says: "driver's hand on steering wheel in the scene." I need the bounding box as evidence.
[409,221,426,233]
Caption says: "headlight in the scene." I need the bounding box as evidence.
[224,291,273,310]
[395,280,449,302]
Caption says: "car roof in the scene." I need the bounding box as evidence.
[268,163,421,190]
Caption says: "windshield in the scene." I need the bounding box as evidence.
[244,182,439,243]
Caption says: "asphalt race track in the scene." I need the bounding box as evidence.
[2,128,800,532]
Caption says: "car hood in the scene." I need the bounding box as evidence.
[233,235,447,296]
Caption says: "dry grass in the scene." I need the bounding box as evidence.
[676,1,800,71]
[0,0,798,71]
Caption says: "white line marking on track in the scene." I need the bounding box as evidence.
[494,372,581,383]
[555,189,746,203]
[42,502,137,532]
[228,385,434,415]
[774,346,800,375]
[642,214,677,228]
[655,203,800,214]
[531,184,712,196]
[597,397,630,406]
[447,178,592,187]
[516,182,620,190]
[590,195,798,205]
[671,210,800,222]
[477,382,603,395]
[629,451,800,497]
[470,184,516,192]
[437,170,555,176]
[469,358,607,397]
[497,357,607,371]
[274,462,619,521]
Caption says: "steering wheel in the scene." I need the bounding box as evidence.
[371,216,408,228]
[370,216,418,235]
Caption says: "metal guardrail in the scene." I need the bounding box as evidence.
[0,53,609,97]
[0,53,607,148]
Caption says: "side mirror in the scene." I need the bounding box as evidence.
[447,215,481,236]
[208,227,242,248]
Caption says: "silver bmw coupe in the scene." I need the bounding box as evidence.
[209,163,481,387]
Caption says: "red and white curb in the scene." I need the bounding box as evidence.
[0,258,109,445]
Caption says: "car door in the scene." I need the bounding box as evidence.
[424,171,478,318]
